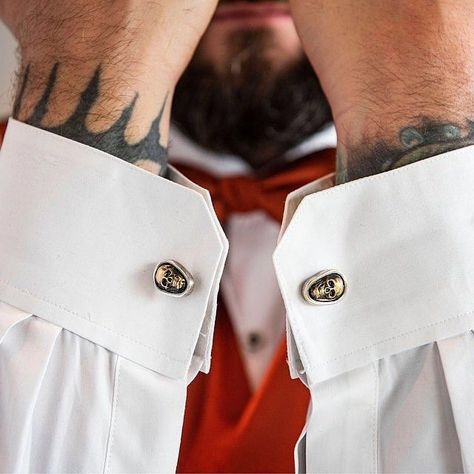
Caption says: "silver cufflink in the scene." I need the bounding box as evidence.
[154,260,194,297]
[302,270,346,305]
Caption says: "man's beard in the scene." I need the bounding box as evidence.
[172,29,332,170]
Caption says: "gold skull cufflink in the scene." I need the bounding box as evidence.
[302,270,346,305]
[154,261,194,297]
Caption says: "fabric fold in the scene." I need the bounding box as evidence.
[0,313,63,471]
[437,332,474,472]
[0,301,187,472]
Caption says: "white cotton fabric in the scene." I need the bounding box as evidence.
[1,119,474,473]
[0,119,227,473]
[0,303,187,473]
[274,146,474,383]
[0,120,227,380]
[274,146,474,472]
[299,334,474,473]
[220,211,286,390]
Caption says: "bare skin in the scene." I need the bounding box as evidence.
[2,0,474,182]
[0,0,218,175]
[288,0,474,182]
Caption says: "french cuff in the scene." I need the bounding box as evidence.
[274,146,474,386]
[0,119,228,381]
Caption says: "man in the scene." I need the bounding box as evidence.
[0,0,473,473]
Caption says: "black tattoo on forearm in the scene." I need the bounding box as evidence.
[13,63,168,175]
[336,117,474,183]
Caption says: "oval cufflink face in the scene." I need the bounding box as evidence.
[302,270,346,304]
[154,261,194,297]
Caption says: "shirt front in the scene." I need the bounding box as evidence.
[0,119,473,473]
[168,123,337,390]
[168,129,336,472]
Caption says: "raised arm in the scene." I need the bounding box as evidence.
[0,0,217,175]
[289,0,474,182]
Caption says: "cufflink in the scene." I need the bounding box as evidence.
[302,270,346,304]
[154,261,194,297]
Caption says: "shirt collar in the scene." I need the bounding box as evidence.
[168,122,337,177]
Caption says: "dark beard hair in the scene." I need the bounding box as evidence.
[172,29,332,170]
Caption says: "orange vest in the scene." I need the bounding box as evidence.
[178,300,311,473]
[0,122,6,145]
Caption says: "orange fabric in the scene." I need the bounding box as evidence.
[0,121,7,148]
[175,148,335,223]
[175,149,335,473]
[178,300,311,473]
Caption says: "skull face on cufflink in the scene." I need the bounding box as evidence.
[302,270,346,305]
[154,261,194,297]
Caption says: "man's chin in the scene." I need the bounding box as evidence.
[172,38,332,170]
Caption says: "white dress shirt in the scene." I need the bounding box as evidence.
[0,119,473,473]
[168,124,337,390]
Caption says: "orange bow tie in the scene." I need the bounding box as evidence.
[173,148,335,223]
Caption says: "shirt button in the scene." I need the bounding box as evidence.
[154,260,194,297]
[302,270,346,304]
[246,332,265,353]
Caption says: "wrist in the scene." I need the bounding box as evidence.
[290,0,474,182]
[13,58,173,175]
[4,0,218,176]
[335,108,474,184]
[332,57,474,183]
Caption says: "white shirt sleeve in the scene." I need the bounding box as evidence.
[274,147,474,473]
[3,116,474,473]
[0,119,228,473]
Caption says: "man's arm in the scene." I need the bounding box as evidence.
[0,3,227,472]
[1,0,218,174]
[13,63,170,173]
[277,3,474,472]
[289,0,474,182]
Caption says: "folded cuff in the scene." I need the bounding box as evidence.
[0,119,228,380]
[275,146,474,385]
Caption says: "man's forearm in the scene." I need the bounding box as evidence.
[290,0,474,183]
[13,62,169,175]
[3,0,218,176]
[335,116,474,183]
[8,0,174,175]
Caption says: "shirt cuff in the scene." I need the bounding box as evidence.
[274,146,474,386]
[0,119,228,380]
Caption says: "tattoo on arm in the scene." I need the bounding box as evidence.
[13,63,168,175]
[336,117,474,184]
